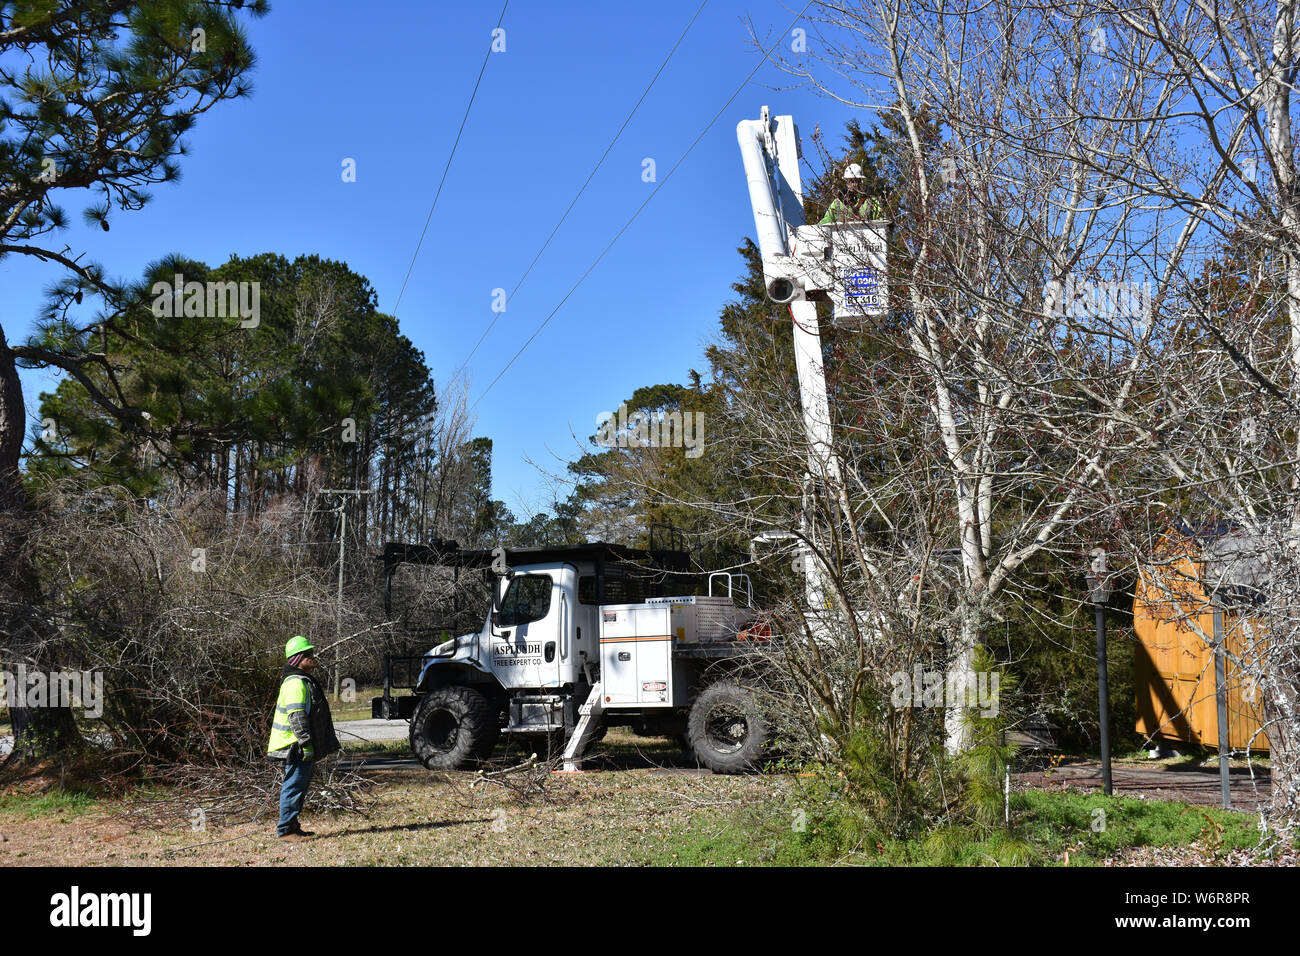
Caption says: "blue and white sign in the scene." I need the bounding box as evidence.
[845,269,879,299]
[791,220,888,328]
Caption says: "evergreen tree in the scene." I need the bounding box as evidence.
[0,0,266,757]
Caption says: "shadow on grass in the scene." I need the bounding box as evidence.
[328,817,492,838]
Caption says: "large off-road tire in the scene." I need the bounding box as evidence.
[409,686,499,770]
[687,681,767,774]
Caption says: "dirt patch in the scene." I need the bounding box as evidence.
[1100,842,1296,866]
[0,761,789,867]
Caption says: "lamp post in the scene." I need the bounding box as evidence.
[1209,597,1232,810]
[1087,548,1113,796]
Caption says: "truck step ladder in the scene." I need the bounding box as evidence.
[561,682,604,772]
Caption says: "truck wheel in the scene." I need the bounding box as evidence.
[410,686,499,770]
[687,682,767,774]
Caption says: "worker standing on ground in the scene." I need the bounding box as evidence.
[267,636,340,841]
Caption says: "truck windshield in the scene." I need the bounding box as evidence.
[497,574,552,628]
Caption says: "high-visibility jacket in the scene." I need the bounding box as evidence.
[267,672,340,762]
[267,674,311,755]
[819,197,882,225]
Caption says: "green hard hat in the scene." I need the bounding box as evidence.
[285,635,315,659]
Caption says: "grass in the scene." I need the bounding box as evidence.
[0,758,786,866]
[1,776,1269,867]
[0,789,100,820]
[0,728,1284,866]
[328,686,384,722]
[1011,789,1259,863]
[647,786,1269,866]
[338,739,410,757]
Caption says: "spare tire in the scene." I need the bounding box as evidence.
[687,681,767,773]
[410,686,499,770]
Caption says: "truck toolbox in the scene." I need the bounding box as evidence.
[644,594,746,643]
[599,603,678,707]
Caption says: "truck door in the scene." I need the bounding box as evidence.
[491,566,586,690]
[491,572,553,687]
[550,565,583,689]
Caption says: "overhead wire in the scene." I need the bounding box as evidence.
[451,0,711,380]
[392,0,510,317]
[469,2,813,411]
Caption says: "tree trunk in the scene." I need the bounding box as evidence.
[1260,662,1300,832]
[943,611,979,754]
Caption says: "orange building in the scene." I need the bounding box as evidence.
[1133,539,1271,752]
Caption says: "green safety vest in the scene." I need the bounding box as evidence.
[267,674,311,754]
[819,197,882,224]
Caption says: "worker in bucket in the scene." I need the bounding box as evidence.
[819,162,883,223]
[267,635,340,841]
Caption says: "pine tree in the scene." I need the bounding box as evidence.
[0,0,266,757]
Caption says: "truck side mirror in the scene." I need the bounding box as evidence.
[490,570,514,618]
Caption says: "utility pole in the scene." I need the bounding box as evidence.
[322,488,373,700]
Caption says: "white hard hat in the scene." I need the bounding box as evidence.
[843,163,865,180]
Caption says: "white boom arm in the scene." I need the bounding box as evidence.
[737,107,891,615]
[736,109,839,612]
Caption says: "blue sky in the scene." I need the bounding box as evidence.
[7,0,869,520]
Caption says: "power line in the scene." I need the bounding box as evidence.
[469,3,812,411]
[452,0,710,379]
[392,0,509,316]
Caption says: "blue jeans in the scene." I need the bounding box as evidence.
[278,748,316,836]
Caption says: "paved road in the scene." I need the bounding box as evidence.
[333,718,409,744]
[1014,760,1271,811]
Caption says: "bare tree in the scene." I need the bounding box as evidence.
[22,480,338,767]
[751,0,1300,837]
[762,1,1203,752]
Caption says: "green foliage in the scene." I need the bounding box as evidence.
[22,252,478,556]
[1,1,265,245]
[0,789,98,819]
[922,824,1038,866]
[651,785,1268,867]
[814,677,948,841]
[914,647,1035,860]
[953,645,1018,828]
[992,556,1137,755]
